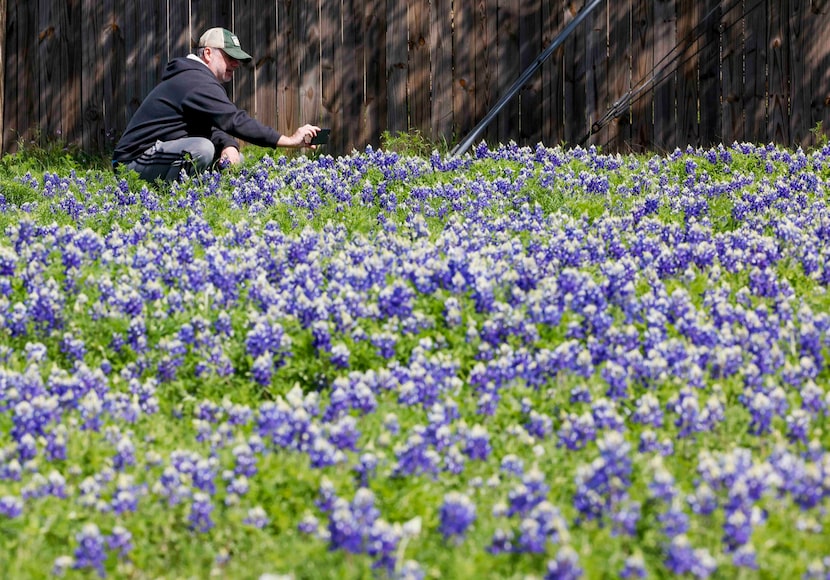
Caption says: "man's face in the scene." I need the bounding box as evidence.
[205,47,240,83]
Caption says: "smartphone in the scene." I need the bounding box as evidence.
[310,129,331,145]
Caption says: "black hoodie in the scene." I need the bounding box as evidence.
[113,56,281,163]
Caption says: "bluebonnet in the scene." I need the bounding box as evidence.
[189,492,214,533]
[439,492,476,539]
[544,546,582,580]
[73,523,107,577]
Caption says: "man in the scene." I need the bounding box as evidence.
[113,27,320,182]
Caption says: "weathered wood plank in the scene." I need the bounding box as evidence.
[789,0,811,146]
[386,0,408,135]
[0,0,6,152]
[539,0,561,146]
[676,0,698,148]
[452,0,476,143]
[699,0,720,147]
[768,0,789,143]
[430,0,452,142]
[251,0,279,130]
[408,0,430,137]
[518,0,542,146]
[585,0,608,148]
[362,0,387,147]
[335,0,361,154]
[808,0,830,140]
[233,0,256,123]
[496,0,519,143]
[563,0,587,147]
[653,0,676,153]
[744,0,767,143]
[607,0,631,151]
[277,0,300,137]
[476,0,498,144]
[81,0,102,152]
[631,0,652,152]
[721,0,744,145]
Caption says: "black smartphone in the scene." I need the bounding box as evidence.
[310,129,331,145]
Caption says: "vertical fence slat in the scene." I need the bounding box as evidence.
[430,0,452,142]
[808,0,830,139]
[518,0,542,145]
[477,0,498,144]
[744,0,767,143]
[495,0,519,143]
[340,0,361,155]
[768,0,789,143]
[631,0,653,151]
[789,0,811,146]
[252,1,279,130]
[676,0,698,147]
[453,0,475,141]
[586,0,607,148]
[721,0,744,145]
[564,0,587,146]
[233,0,255,123]
[386,0,408,135]
[364,0,387,147]
[699,0,720,146]
[606,0,629,150]
[407,0,430,137]
[653,0,676,153]
[0,0,5,152]
[103,0,125,152]
[277,0,300,137]
[81,0,101,152]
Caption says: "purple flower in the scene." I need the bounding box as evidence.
[439,492,476,539]
[188,493,214,533]
[544,546,582,580]
[73,523,107,577]
[0,495,23,518]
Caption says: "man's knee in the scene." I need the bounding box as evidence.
[183,138,216,171]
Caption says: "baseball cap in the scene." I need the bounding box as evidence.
[198,28,252,62]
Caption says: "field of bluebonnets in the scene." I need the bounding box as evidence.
[1,135,830,579]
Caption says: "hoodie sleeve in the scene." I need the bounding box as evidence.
[182,78,282,149]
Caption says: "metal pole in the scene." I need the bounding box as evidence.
[451,0,604,157]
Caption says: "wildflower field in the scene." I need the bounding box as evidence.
[1,140,829,579]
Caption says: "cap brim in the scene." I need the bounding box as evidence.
[223,47,252,62]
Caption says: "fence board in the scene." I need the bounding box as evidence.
[386,0,407,135]
[721,0,743,144]
[539,0,562,145]
[607,0,630,150]
[81,0,101,152]
[496,0,519,143]
[477,0,498,144]
[364,0,387,147]
[676,0,698,147]
[808,0,830,138]
[699,0,720,146]
[452,0,474,141]
[430,0,452,142]
[0,0,5,152]
[340,0,361,154]
[653,0,675,152]
[233,0,257,121]
[789,0,811,146]
[253,0,279,130]
[564,0,587,146]
[768,0,789,143]
[631,0,652,152]
[585,0,607,148]
[744,0,767,142]
[518,0,542,145]
[408,0,430,137]
[277,0,300,138]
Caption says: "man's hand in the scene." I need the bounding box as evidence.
[279,124,322,148]
[220,146,243,165]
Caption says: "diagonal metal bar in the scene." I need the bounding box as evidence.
[451,0,604,157]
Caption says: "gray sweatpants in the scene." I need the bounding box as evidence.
[123,137,215,183]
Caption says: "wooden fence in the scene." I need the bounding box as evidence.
[2,0,830,157]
